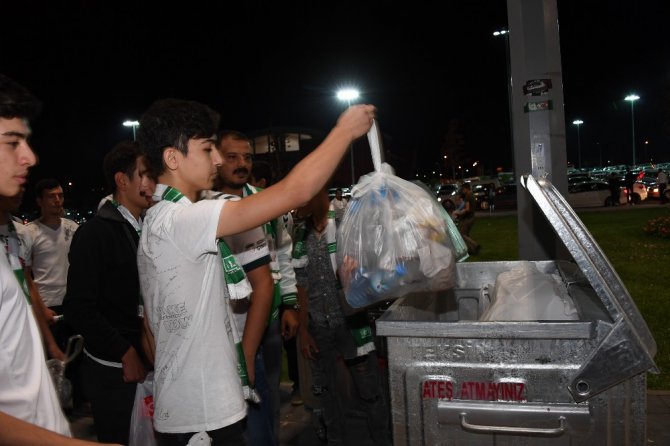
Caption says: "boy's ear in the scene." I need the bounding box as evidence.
[163,148,179,171]
[114,172,127,190]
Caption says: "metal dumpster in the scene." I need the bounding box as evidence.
[376,174,658,445]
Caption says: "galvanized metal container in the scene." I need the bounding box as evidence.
[376,175,658,445]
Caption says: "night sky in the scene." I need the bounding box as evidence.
[2,1,668,209]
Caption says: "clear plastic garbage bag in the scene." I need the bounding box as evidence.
[479,261,579,321]
[337,121,460,309]
[46,334,83,409]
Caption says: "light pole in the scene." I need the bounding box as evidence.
[572,119,583,169]
[336,88,360,185]
[123,120,139,140]
[624,94,639,167]
[493,28,514,170]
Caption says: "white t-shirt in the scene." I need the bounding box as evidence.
[137,196,247,433]
[203,190,271,332]
[0,253,71,436]
[25,218,78,307]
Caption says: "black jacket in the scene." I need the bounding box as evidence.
[63,201,145,364]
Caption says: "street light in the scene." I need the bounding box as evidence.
[572,119,583,169]
[123,120,139,140]
[336,88,360,185]
[624,94,640,166]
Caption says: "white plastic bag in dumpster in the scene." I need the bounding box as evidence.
[480,261,579,321]
[337,121,459,308]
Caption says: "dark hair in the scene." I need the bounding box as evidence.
[137,98,220,177]
[0,74,41,120]
[251,161,274,187]
[462,182,471,190]
[216,129,249,146]
[34,178,61,198]
[103,140,143,193]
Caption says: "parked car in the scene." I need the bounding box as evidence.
[612,178,647,203]
[646,182,670,201]
[435,184,460,211]
[638,171,668,200]
[472,183,518,211]
[567,180,626,208]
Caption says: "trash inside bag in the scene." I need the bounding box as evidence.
[337,122,460,309]
[479,261,579,321]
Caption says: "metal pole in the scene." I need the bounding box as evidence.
[630,101,636,166]
[132,125,137,141]
[576,124,581,168]
[504,33,515,170]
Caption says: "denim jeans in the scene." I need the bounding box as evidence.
[262,318,282,444]
[244,349,275,445]
[308,321,391,445]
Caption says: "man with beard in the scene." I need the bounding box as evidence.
[202,129,295,444]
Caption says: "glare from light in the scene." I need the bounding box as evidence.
[572,119,584,125]
[624,94,640,102]
[336,89,360,103]
[123,120,140,127]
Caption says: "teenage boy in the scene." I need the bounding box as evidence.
[136,98,374,445]
[0,74,118,444]
[63,140,155,444]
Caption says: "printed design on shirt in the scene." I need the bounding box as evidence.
[243,239,266,252]
[0,232,29,268]
[155,407,170,422]
[64,226,75,241]
[158,301,192,333]
[155,348,179,386]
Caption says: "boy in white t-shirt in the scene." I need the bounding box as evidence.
[0,74,108,445]
[136,98,375,445]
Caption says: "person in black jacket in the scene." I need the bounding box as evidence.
[63,140,155,445]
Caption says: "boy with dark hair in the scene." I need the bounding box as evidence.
[137,97,375,445]
[0,74,112,444]
[63,140,155,444]
[250,161,274,188]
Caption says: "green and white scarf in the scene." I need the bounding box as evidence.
[2,216,31,304]
[243,184,284,323]
[199,190,253,301]
[291,205,375,357]
[156,184,259,403]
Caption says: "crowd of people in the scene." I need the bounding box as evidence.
[0,73,390,446]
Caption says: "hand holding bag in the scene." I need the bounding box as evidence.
[337,121,462,309]
[129,371,157,446]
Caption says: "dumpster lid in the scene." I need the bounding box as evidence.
[521,174,658,401]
